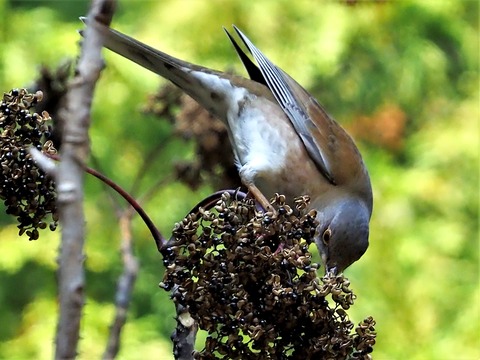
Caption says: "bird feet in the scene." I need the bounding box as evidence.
[245,183,276,214]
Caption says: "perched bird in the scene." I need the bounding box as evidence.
[85,19,373,273]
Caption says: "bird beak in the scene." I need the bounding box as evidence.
[320,252,330,274]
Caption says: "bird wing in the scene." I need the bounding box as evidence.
[223,27,267,87]
[230,25,367,187]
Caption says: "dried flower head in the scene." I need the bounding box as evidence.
[0,88,58,240]
[162,193,376,359]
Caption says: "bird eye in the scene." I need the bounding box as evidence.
[322,228,332,245]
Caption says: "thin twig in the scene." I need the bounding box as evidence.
[103,208,139,360]
[47,153,167,251]
[85,164,166,251]
[54,1,116,359]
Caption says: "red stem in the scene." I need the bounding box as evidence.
[48,154,166,252]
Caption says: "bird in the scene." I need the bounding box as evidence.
[84,19,373,274]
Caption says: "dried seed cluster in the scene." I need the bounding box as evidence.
[0,89,58,240]
[162,193,376,359]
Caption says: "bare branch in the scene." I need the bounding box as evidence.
[47,153,167,250]
[103,209,139,360]
[54,0,116,358]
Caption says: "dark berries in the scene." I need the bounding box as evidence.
[0,89,58,240]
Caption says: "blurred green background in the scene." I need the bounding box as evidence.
[0,0,478,359]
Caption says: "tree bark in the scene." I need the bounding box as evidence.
[54,1,116,358]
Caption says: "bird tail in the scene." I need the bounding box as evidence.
[80,17,230,119]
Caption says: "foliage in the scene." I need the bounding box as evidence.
[0,1,478,359]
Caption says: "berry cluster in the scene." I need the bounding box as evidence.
[0,89,58,240]
[162,193,376,359]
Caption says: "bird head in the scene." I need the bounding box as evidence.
[314,197,370,274]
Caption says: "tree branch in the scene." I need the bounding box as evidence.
[103,208,139,360]
[54,1,116,358]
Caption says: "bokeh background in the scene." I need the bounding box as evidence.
[0,0,478,359]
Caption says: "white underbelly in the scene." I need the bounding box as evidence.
[227,96,320,200]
